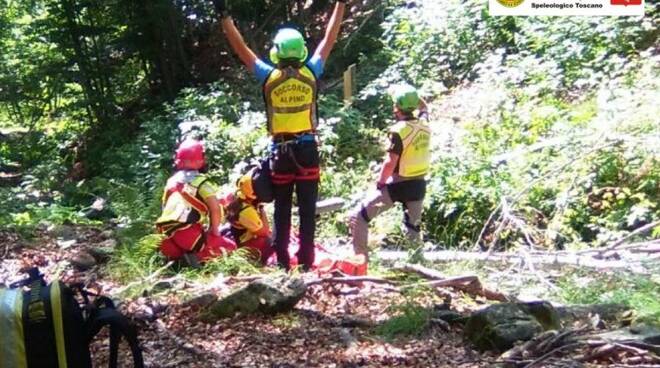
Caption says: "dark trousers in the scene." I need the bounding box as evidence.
[270,140,320,270]
[273,179,319,270]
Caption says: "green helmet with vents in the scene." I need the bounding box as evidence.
[269,28,308,64]
[392,84,420,113]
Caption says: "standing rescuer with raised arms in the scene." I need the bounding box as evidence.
[350,84,431,261]
[213,0,346,271]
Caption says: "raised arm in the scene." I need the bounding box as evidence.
[214,0,258,71]
[418,98,429,120]
[312,1,347,62]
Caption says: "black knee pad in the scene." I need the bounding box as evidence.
[360,206,371,223]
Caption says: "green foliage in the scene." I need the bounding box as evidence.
[375,299,432,339]
[1,0,658,294]
[0,186,99,237]
[199,248,263,277]
[375,284,435,339]
[107,233,164,284]
[558,272,660,325]
[108,232,264,294]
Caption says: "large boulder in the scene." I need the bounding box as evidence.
[465,301,561,352]
[203,276,307,320]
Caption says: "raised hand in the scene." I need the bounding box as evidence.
[212,0,227,16]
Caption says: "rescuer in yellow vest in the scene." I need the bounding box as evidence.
[214,0,346,271]
[349,84,431,260]
[156,139,236,265]
[221,170,275,265]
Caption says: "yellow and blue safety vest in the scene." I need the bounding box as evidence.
[263,66,318,136]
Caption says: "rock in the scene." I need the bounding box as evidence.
[184,293,218,308]
[99,238,118,248]
[88,246,115,262]
[465,302,560,352]
[336,328,358,349]
[556,303,629,325]
[100,230,115,239]
[203,276,307,320]
[433,309,466,325]
[339,316,376,328]
[631,323,660,345]
[523,301,562,330]
[82,198,114,220]
[152,279,175,292]
[50,224,77,240]
[151,302,168,315]
[69,252,97,271]
[134,305,156,322]
[56,239,77,249]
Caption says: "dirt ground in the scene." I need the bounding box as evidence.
[1,227,654,367]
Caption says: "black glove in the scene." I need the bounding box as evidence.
[212,0,227,17]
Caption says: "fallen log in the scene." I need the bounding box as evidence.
[0,172,22,187]
[598,220,660,255]
[292,197,346,216]
[379,250,655,274]
[575,239,660,255]
[629,243,660,254]
[454,280,509,302]
[305,274,506,300]
[394,263,449,279]
[395,263,509,301]
[112,261,174,296]
[305,275,400,287]
[424,275,480,287]
[315,197,345,215]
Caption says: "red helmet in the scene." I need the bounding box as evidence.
[174,139,205,170]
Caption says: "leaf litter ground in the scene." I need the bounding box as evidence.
[0,227,496,367]
[2,226,655,367]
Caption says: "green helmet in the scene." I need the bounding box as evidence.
[269,28,308,64]
[392,84,420,113]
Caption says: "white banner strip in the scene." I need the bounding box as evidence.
[489,0,645,16]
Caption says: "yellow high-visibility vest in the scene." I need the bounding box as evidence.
[156,175,210,235]
[390,119,431,178]
[263,66,317,135]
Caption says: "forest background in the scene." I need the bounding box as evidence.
[1,0,658,331]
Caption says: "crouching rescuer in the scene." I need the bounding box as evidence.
[222,168,275,265]
[350,84,431,260]
[156,139,235,264]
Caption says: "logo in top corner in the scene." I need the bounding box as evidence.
[610,0,642,5]
[496,0,524,7]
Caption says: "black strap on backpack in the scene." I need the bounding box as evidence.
[10,267,46,288]
[86,296,144,368]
